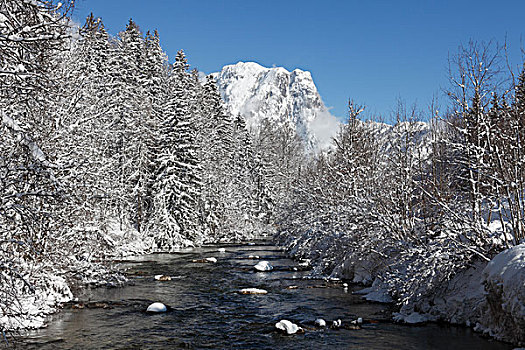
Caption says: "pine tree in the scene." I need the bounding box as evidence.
[196,76,236,237]
[150,50,202,249]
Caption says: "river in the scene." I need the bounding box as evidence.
[19,241,512,349]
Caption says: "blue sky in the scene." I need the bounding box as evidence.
[73,0,525,121]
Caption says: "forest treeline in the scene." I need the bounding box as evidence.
[1,1,304,332]
[276,42,525,322]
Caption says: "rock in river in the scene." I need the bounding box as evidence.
[315,318,326,327]
[146,302,167,313]
[254,261,273,271]
[238,288,268,295]
[154,275,171,281]
[275,320,302,335]
[192,257,217,263]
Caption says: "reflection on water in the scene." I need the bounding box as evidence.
[18,242,512,349]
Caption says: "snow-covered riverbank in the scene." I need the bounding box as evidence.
[1,222,268,335]
[278,230,525,346]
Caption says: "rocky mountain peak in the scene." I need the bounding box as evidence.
[211,61,339,152]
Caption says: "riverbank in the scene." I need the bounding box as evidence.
[1,223,268,336]
[276,228,525,346]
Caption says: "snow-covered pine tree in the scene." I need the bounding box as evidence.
[196,76,238,238]
[150,50,202,249]
[253,118,305,218]
[508,64,525,242]
[107,19,153,233]
[142,29,169,232]
[232,113,271,231]
[0,0,76,335]
[45,13,119,263]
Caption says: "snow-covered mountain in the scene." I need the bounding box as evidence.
[211,62,340,151]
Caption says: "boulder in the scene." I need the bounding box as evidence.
[146,302,167,313]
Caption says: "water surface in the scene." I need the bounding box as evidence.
[19,242,512,349]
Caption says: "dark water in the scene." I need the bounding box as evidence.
[17,242,511,349]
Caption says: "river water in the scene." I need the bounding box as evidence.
[19,241,511,349]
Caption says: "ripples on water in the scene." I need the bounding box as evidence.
[18,242,512,349]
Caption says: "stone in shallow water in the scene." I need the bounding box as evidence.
[331,319,342,328]
[315,318,326,327]
[154,275,171,281]
[192,257,217,263]
[275,320,302,334]
[146,302,167,313]
[254,261,273,271]
[238,288,268,295]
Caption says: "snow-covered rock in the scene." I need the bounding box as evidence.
[390,260,487,326]
[254,261,273,271]
[212,61,340,151]
[388,247,525,345]
[192,257,218,263]
[154,275,171,281]
[314,318,326,327]
[275,319,302,334]
[238,288,268,295]
[146,302,167,313]
[478,244,525,345]
[298,259,310,267]
[356,279,393,303]
[331,319,342,328]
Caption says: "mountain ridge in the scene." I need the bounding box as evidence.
[211,61,340,151]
